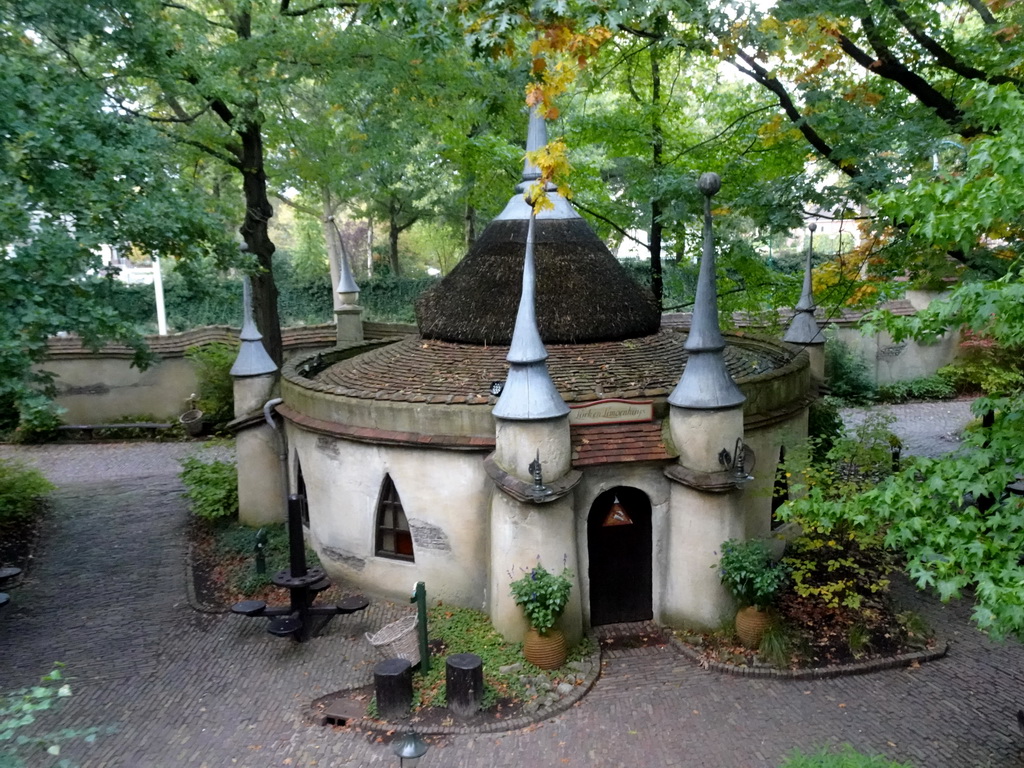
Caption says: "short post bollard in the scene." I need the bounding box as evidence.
[254,527,267,575]
[374,658,413,720]
[445,653,483,719]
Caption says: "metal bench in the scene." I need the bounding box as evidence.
[57,423,172,440]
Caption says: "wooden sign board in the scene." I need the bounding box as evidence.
[568,399,653,426]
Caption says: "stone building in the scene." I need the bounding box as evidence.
[245,114,815,641]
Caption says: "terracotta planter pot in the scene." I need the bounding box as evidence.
[523,627,567,670]
[735,605,770,649]
[179,409,204,437]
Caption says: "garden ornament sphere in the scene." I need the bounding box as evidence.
[698,172,721,197]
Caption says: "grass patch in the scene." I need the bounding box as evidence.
[373,604,596,719]
[779,745,915,767]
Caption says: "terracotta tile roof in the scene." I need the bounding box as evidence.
[308,329,793,404]
[571,421,673,467]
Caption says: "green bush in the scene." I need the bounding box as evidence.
[184,342,238,431]
[939,344,1024,395]
[779,745,914,768]
[180,454,238,520]
[876,375,956,403]
[825,335,876,405]
[0,459,53,526]
[807,396,845,462]
[717,538,789,609]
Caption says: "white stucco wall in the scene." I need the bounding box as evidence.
[288,427,493,609]
[833,325,959,386]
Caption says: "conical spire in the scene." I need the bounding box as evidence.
[783,223,824,344]
[230,260,277,378]
[668,173,746,410]
[495,106,579,222]
[330,217,360,296]
[492,208,569,420]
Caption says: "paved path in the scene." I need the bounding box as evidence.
[3,405,1024,767]
[841,397,978,458]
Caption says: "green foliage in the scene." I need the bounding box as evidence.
[717,539,788,609]
[509,562,573,635]
[179,454,238,521]
[0,16,233,421]
[875,375,956,404]
[758,620,794,669]
[404,604,592,714]
[363,274,437,324]
[778,745,914,768]
[938,342,1024,397]
[807,396,845,462]
[9,402,63,445]
[0,664,102,767]
[824,336,875,405]
[0,460,53,527]
[211,522,315,595]
[184,343,237,431]
[783,529,895,611]
[781,394,1024,639]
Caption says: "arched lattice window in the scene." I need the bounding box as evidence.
[375,475,414,561]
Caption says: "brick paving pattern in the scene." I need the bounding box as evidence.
[2,399,1023,767]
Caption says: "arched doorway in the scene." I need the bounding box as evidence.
[587,487,652,625]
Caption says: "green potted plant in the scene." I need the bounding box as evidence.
[510,561,573,669]
[717,538,789,648]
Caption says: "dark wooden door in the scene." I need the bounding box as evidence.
[587,487,652,625]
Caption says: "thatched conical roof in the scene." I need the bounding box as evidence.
[415,215,661,345]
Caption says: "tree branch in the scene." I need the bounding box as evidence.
[963,0,998,27]
[733,49,862,178]
[667,104,774,164]
[279,0,359,17]
[572,201,647,249]
[833,18,982,136]
[161,3,235,30]
[272,192,319,218]
[877,0,1019,87]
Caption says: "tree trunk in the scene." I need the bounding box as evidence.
[388,203,402,277]
[649,28,665,309]
[238,120,283,366]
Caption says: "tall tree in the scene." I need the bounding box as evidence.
[0,10,231,421]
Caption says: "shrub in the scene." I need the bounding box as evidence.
[184,342,238,431]
[0,459,53,526]
[825,335,876,405]
[180,454,238,520]
[807,396,845,461]
[717,538,789,609]
[876,375,955,403]
[509,562,573,635]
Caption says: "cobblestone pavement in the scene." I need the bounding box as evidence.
[840,397,978,458]
[3,408,1024,768]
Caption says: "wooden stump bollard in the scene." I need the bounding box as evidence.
[446,653,483,719]
[374,658,412,720]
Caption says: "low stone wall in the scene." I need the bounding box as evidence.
[41,322,416,423]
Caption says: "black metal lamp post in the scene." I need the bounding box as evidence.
[393,732,428,767]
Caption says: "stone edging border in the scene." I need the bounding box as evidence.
[669,635,949,679]
[320,640,603,737]
[184,542,229,615]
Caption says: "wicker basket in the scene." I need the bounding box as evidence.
[365,615,420,665]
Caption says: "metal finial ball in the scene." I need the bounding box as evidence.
[697,172,721,197]
[808,223,817,233]
[239,242,249,252]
